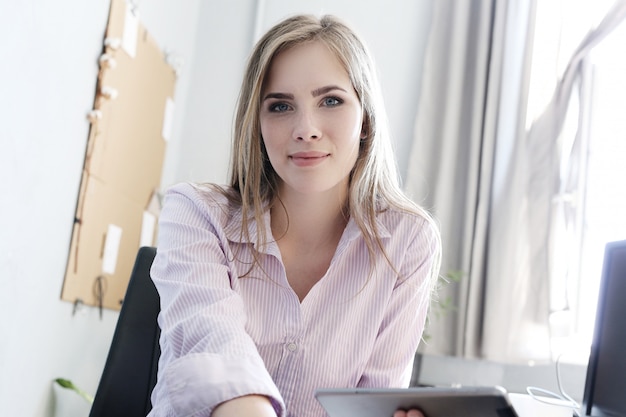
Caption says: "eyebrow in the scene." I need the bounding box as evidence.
[263,92,294,101]
[262,85,347,101]
[311,85,347,97]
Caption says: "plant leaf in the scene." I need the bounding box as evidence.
[54,378,94,404]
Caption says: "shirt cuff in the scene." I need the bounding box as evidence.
[162,352,285,416]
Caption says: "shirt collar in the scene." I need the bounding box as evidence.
[223,205,392,251]
[341,214,392,242]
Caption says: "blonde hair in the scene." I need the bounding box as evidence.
[224,14,440,281]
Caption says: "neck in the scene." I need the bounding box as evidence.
[271,184,349,249]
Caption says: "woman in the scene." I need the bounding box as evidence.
[149,14,440,417]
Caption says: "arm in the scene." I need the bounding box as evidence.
[362,220,439,417]
[358,219,440,388]
[150,184,284,417]
[212,395,277,417]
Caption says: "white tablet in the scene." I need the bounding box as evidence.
[315,386,519,417]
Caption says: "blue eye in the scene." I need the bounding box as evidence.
[269,102,291,112]
[322,97,342,107]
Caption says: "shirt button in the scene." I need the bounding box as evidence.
[287,342,297,352]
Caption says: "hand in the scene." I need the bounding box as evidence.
[211,394,277,417]
[393,409,425,417]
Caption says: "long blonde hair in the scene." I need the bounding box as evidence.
[224,14,440,282]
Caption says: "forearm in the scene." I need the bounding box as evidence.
[151,186,285,416]
[212,395,278,417]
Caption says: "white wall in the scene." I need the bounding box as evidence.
[0,1,431,416]
[0,1,202,416]
[166,0,260,186]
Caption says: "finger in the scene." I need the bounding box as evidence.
[393,411,407,417]
[407,410,424,417]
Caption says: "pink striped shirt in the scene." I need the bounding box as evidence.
[148,183,439,417]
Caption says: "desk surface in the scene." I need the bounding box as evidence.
[508,393,574,417]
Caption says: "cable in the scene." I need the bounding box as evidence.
[525,353,581,416]
[555,352,580,410]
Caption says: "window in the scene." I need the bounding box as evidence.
[526,0,626,363]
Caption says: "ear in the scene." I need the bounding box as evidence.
[360,119,369,139]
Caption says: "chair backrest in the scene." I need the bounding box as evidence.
[89,246,160,417]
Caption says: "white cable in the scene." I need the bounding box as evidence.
[525,353,581,416]
[555,353,580,408]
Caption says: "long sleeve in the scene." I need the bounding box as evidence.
[148,183,284,417]
[147,183,440,417]
[357,217,440,388]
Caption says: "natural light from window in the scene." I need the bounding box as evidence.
[526,0,626,364]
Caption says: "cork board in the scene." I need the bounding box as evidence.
[62,0,176,311]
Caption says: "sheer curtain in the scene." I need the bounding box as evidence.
[405,0,541,362]
[407,0,626,363]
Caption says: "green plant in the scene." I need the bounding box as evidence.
[423,269,464,341]
[432,270,463,317]
[54,378,94,404]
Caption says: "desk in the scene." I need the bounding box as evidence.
[509,393,574,417]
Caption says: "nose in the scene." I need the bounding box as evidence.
[293,109,321,141]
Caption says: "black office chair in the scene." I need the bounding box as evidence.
[89,246,161,417]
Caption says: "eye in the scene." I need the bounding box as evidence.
[268,102,291,113]
[322,96,343,107]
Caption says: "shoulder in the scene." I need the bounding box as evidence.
[376,206,441,285]
[378,206,439,240]
[161,182,240,227]
[164,182,233,207]
[376,206,441,262]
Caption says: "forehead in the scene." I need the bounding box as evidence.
[263,41,352,92]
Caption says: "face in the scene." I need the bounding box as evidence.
[260,41,364,198]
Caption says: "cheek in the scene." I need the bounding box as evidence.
[260,119,270,143]
[332,111,363,150]
[347,137,361,168]
[330,125,361,170]
[346,114,365,166]
[260,115,289,136]
[260,120,279,155]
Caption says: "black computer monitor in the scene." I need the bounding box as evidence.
[581,239,626,417]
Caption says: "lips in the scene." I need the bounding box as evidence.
[289,151,330,166]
